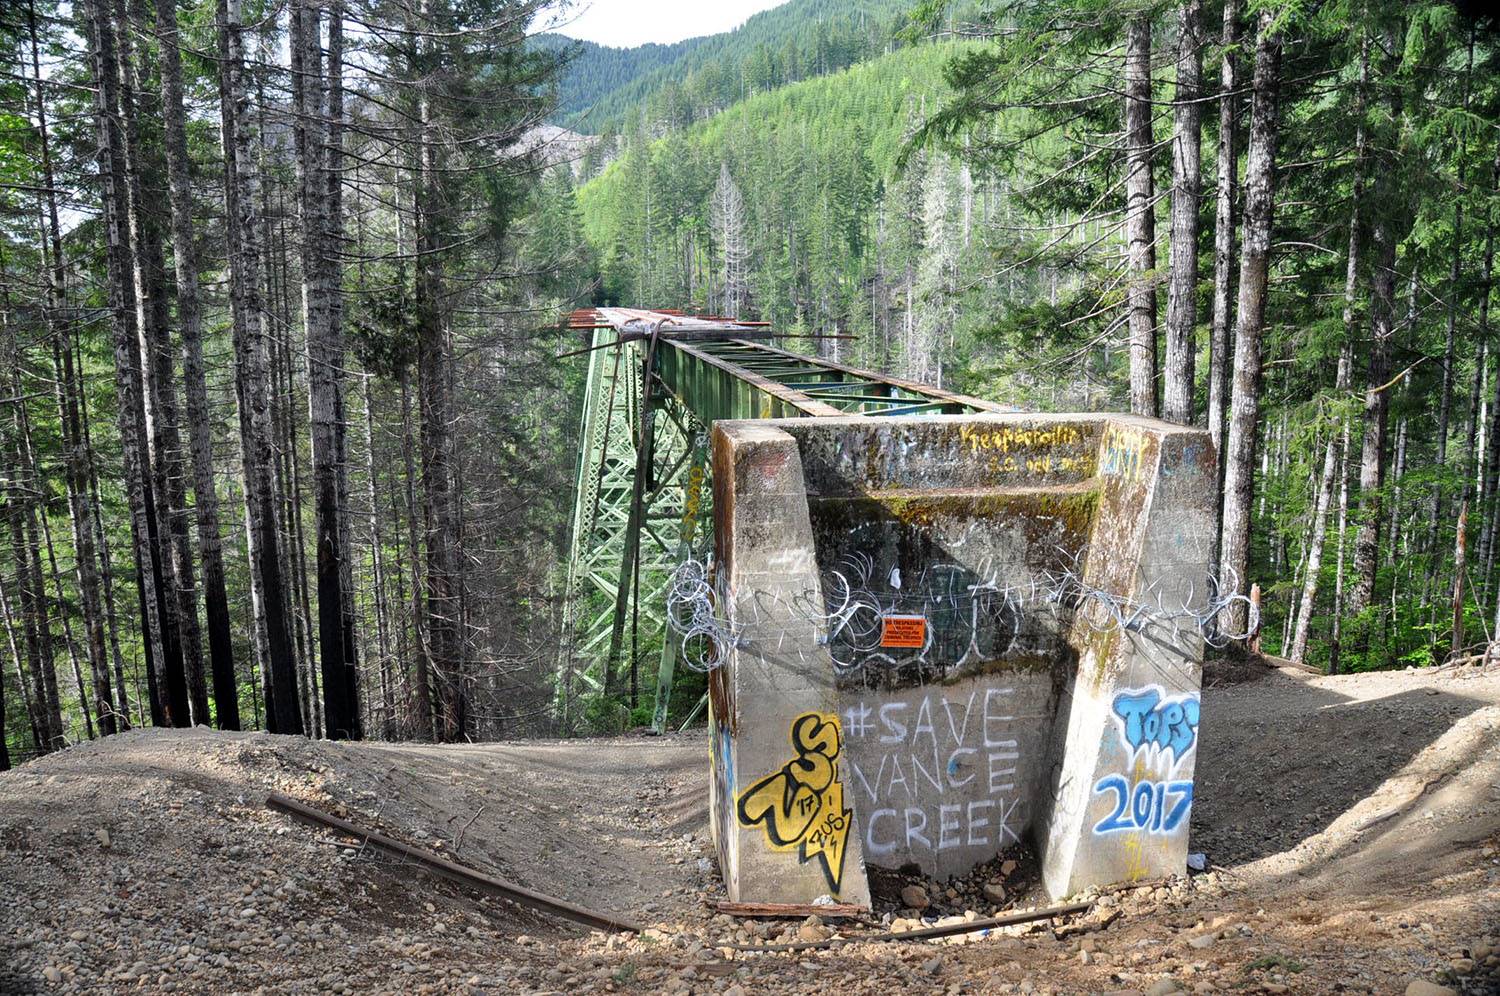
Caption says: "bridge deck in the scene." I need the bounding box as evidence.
[560,307,1009,732]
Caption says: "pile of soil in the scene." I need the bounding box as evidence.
[2,663,1498,994]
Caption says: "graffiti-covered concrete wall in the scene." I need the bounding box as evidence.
[705,413,1220,904]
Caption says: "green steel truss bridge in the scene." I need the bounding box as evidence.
[559,307,1006,732]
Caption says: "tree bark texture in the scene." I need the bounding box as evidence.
[1217,9,1283,638]
[1164,0,1205,424]
[1124,17,1158,417]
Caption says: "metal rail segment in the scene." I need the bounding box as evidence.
[558,308,1008,732]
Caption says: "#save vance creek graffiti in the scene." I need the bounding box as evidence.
[736,712,854,893]
[1093,686,1200,836]
[844,688,1023,861]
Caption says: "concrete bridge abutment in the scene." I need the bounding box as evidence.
[705,413,1218,905]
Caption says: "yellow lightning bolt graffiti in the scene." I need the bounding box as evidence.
[736,711,854,894]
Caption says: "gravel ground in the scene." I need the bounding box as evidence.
[2,661,1498,994]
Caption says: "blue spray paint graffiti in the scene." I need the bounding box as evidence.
[1091,686,1201,836]
[1110,687,1200,769]
[1093,776,1194,834]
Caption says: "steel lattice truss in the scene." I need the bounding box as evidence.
[559,308,1007,732]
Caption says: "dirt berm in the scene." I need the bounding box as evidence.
[2,662,1497,994]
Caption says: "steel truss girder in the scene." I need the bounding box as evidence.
[560,330,701,725]
[560,310,1009,731]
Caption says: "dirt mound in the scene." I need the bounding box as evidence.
[2,665,1498,994]
[0,728,709,994]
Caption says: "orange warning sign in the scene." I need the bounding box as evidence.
[880,615,927,649]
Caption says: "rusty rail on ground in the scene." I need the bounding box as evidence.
[265,792,642,934]
[725,899,1095,952]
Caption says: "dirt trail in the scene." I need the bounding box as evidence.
[2,663,1498,994]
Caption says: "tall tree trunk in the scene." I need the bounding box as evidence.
[1349,216,1397,619]
[1163,0,1205,424]
[28,434,93,740]
[4,403,62,751]
[1428,29,1475,557]
[1452,501,1469,658]
[86,0,174,728]
[52,340,115,734]
[1477,144,1500,593]
[1291,345,1354,663]
[156,0,239,729]
[27,0,115,735]
[77,334,133,726]
[295,0,360,739]
[114,0,197,726]
[1217,8,1283,638]
[329,1,362,739]
[1124,17,1158,417]
[0,566,41,753]
[218,0,304,735]
[1349,27,1406,627]
[1207,0,1239,458]
[363,373,394,737]
[399,368,433,740]
[414,7,464,742]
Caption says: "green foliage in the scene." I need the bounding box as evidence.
[538,0,916,134]
[558,0,1500,679]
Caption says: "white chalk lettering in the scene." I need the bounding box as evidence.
[879,702,908,744]
[913,696,937,749]
[912,747,944,795]
[883,754,908,797]
[849,756,885,805]
[988,747,1018,793]
[844,692,1028,858]
[946,747,977,788]
[866,808,898,856]
[904,807,931,849]
[942,692,977,745]
[938,804,962,850]
[967,799,993,846]
[983,688,1015,747]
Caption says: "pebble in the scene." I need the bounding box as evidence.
[901,885,931,910]
[1145,980,1182,996]
[983,881,1007,905]
[796,915,829,943]
[1404,982,1456,996]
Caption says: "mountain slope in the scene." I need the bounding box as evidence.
[531,33,707,124]
[574,41,987,377]
[538,0,915,133]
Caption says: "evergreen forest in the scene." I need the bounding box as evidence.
[1,0,1497,761]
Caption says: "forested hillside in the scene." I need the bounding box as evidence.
[3,0,1500,765]
[571,0,1500,682]
[575,41,1024,395]
[540,0,914,134]
[531,33,703,124]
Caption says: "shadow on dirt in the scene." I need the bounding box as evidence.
[1189,670,1493,866]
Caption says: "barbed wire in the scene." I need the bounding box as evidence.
[664,549,1259,674]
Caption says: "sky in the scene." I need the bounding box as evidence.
[538,0,788,48]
